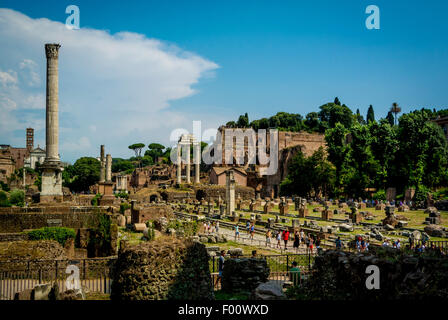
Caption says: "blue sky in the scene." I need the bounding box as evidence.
[0,0,447,162]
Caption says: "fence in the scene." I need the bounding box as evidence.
[209,252,313,292]
[0,257,116,300]
[209,253,313,273]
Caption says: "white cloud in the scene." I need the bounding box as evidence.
[0,8,219,161]
[19,59,41,87]
[61,136,91,152]
[0,69,18,87]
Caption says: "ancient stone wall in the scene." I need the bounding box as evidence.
[300,249,448,300]
[221,258,270,293]
[195,185,254,201]
[0,240,67,263]
[131,204,174,224]
[0,232,29,242]
[111,238,213,300]
[0,206,108,233]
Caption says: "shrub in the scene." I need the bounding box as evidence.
[115,192,129,199]
[145,221,156,241]
[91,193,102,206]
[120,202,131,214]
[9,189,25,207]
[414,185,431,206]
[372,189,386,201]
[167,220,199,237]
[27,227,76,246]
[433,187,448,200]
[0,181,10,192]
[0,191,11,207]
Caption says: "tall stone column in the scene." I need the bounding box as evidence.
[100,145,106,182]
[106,154,112,182]
[194,141,200,184]
[226,169,235,216]
[186,140,191,184]
[45,44,61,163]
[40,43,63,202]
[176,143,181,184]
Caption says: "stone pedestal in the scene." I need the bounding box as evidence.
[279,201,289,215]
[350,212,363,224]
[249,200,258,212]
[98,182,113,196]
[40,163,63,203]
[321,210,333,220]
[298,208,307,218]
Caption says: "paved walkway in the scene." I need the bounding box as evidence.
[211,226,312,254]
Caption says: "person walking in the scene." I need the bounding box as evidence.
[335,236,342,250]
[276,231,281,249]
[234,224,240,240]
[283,229,290,250]
[250,224,255,240]
[300,230,305,247]
[265,229,272,247]
[309,237,314,254]
[215,250,226,288]
[293,231,300,251]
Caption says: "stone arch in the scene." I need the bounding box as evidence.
[149,192,161,203]
[196,189,206,201]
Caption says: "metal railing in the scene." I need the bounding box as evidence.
[209,253,313,274]
[0,257,116,300]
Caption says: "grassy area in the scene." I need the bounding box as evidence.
[214,290,249,300]
[118,227,146,246]
[85,292,110,300]
[205,240,275,256]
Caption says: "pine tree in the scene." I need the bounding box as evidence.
[366,105,375,123]
[356,109,365,124]
[386,111,395,126]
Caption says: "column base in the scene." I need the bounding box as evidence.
[40,164,63,202]
[40,195,64,203]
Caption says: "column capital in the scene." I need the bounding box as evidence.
[45,43,61,59]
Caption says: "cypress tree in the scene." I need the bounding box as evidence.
[366,105,375,123]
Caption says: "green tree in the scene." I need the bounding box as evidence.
[318,102,353,129]
[304,112,322,132]
[369,120,398,188]
[128,143,145,168]
[366,105,375,123]
[356,109,366,125]
[344,124,380,197]
[9,189,25,207]
[112,158,135,173]
[145,143,165,163]
[236,113,249,127]
[68,157,101,192]
[325,123,350,195]
[386,111,395,126]
[0,191,11,207]
[395,109,448,190]
[390,102,402,126]
[280,147,335,197]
